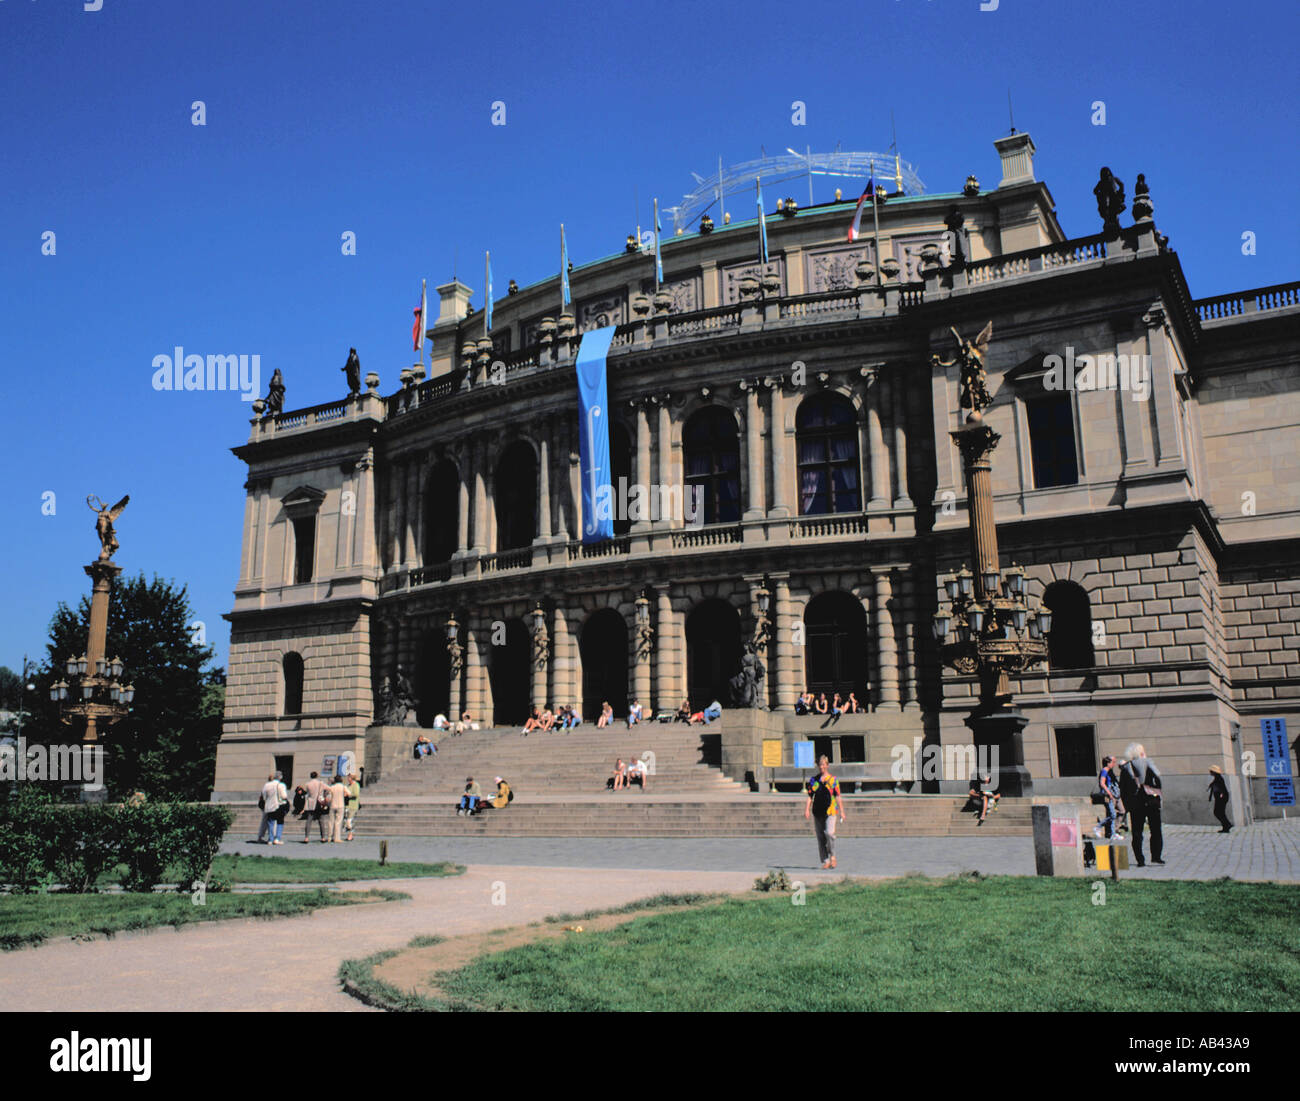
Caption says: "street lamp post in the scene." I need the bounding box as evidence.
[931,325,1049,796]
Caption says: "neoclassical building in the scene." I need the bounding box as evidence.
[213,133,1299,822]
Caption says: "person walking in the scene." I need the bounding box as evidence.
[302,771,328,843]
[1119,743,1164,867]
[344,772,361,841]
[804,755,845,869]
[326,773,347,843]
[1207,765,1232,833]
[256,773,279,844]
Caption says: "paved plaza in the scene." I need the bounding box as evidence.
[223,817,1300,881]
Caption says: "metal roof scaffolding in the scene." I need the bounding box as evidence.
[662,149,927,235]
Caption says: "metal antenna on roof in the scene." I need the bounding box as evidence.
[1008,90,1017,135]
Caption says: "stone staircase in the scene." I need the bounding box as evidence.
[223,719,1039,838]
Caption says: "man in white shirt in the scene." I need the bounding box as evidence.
[326,773,348,843]
[303,771,328,842]
[257,773,281,844]
[627,756,648,792]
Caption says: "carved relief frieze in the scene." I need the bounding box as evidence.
[806,244,875,291]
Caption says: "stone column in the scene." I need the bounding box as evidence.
[465,611,489,725]
[772,574,794,710]
[552,603,575,712]
[866,369,891,507]
[891,368,912,507]
[655,587,676,712]
[456,456,471,554]
[872,567,900,709]
[386,460,402,568]
[567,421,581,542]
[633,402,652,532]
[392,457,408,566]
[472,439,489,553]
[411,459,427,566]
[900,568,919,709]
[531,611,548,710]
[767,380,792,518]
[743,382,764,520]
[536,433,552,544]
[656,399,672,527]
[353,456,374,572]
[448,625,463,723]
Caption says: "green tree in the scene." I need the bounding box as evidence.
[0,666,22,712]
[22,575,224,800]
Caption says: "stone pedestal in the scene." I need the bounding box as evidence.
[965,705,1033,797]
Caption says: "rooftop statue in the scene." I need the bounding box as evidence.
[932,322,993,415]
[1094,167,1126,234]
[342,348,361,395]
[88,494,129,562]
[265,368,285,416]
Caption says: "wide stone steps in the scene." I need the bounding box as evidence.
[227,796,1033,838]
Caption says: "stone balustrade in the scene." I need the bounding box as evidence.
[1193,281,1300,322]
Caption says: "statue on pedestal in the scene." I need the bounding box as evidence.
[265,369,285,416]
[342,348,361,395]
[1094,167,1126,235]
[87,495,129,561]
[728,641,766,709]
[376,664,419,726]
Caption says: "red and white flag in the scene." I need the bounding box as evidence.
[412,279,427,353]
[847,175,875,242]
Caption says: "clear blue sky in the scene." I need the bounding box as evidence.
[3,0,1297,676]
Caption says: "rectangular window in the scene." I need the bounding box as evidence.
[293,517,315,584]
[1026,394,1079,488]
[1054,725,1097,778]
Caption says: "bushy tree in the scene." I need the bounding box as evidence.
[21,575,224,800]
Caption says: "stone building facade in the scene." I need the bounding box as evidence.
[213,133,1299,822]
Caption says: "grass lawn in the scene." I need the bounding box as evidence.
[422,876,1300,1012]
[0,888,410,951]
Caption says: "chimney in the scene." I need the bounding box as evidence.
[434,280,473,329]
[993,132,1036,188]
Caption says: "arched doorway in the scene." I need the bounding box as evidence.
[415,628,451,726]
[488,618,531,725]
[686,599,742,710]
[803,591,869,703]
[424,460,460,564]
[495,441,537,551]
[1043,581,1095,669]
[581,608,628,719]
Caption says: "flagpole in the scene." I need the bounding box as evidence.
[420,278,426,372]
[653,197,661,290]
[870,159,883,288]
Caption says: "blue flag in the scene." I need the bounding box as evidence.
[576,326,617,544]
[560,224,571,308]
[654,197,664,288]
[757,180,768,265]
[485,251,493,333]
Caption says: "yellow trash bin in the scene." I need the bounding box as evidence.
[1096,842,1130,871]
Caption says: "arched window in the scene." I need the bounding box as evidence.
[684,408,741,525]
[610,421,633,537]
[423,460,460,564]
[797,394,861,515]
[1043,581,1095,669]
[495,441,537,551]
[282,652,304,715]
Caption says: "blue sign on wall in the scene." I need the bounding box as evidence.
[1261,717,1295,807]
[793,740,814,769]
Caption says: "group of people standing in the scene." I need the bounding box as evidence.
[257,770,361,844]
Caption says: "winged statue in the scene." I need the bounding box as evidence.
[88,494,129,561]
[932,321,994,414]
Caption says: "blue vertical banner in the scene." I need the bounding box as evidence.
[485,251,493,333]
[1261,717,1295,806]
[576,325,617,544]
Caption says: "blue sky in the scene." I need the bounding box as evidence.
[3,0,1297,676]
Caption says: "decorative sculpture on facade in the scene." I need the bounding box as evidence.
[88,495,129,561]
[1094,167,1126,235]
[376,665,419,725]
[931,322,993,415]
[264,369,286,416]
[342,348,361,395]
[728,640,766,709]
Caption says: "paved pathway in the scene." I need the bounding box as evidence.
[222,819,1300,881]
[0,866,757,1012]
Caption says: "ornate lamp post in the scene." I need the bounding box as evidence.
[634,590,655,659]
[753,582,772,651]
[444,612,464,723]
[931,325,1048,796]
[56,495,135,743]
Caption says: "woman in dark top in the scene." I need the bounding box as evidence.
[1207,765,1232,833]
[814,692,829,715]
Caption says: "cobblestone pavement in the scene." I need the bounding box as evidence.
[220,818,1300,881]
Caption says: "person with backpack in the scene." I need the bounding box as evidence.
[1207,765,1232,833]
[302,771,329,843]
[804,755,844,869]
[256,773,280,844]
[1119,743,1164,867]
